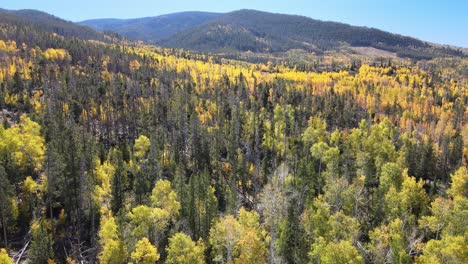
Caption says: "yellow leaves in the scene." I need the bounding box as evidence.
[100,70,111,82]
[128,180,181,239]
[99,239,127,264]
[101,54,110,67]
[166,233,205,264]
[31,219,52,237]
[416,235,468,264]
[152,208,171,231]
[384,173,428,221]
[0,248,13,264]
[419,197,453,234]
[369,219,409,264]
[0,115,45,171]
[63,103,70,115]
[195,101,217,126]
[209,208,268,264]
[151,179,181,221]
[99,104,107,121]
[448,167,468,200]
[416,158,467,262]
[233,228,267,264]
[22,176,38,194]
[400,175,429,213]
[463,124,468,161]
[80,109,88,122]
[98,215,128,264]
[131,237,160,264]
[0,40,7,52]
[248,163,255,175]
[99,216,118,244]
[129,60,141,72]
[128,205,170,238]
[128,205,154,238]
[238,207,260,229]
[222,162,231,177]
[3,92,18,106]
[0,40,17,53]
[162,144,171,168]
[135,97,151,114]
[378,162,404,194]
[95,161,115,183]
[209,215,242,263]
[310,237,362,264]
[43,48,71,61]
[134,135,151,159]
[303,116,328,144]
[94,160,115,207]
[16,114,45,165]
[32,91,44,115]
[329,211,360,242]
[58,209,66,224]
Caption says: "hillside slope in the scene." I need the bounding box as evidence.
[158,10,463,59]
[80,11,222,43]
[81,9,464,59]
[0,9,108,43]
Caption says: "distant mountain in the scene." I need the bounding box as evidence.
[82,9,464,60]
[79,12,222,44]
[159,10,464,58]
[0,9,108,43]
[1,8,463,60]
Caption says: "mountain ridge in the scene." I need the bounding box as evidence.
[1,8,464,60]
[80,11,222,43]
[0,8,109,43]
[80,9,465,59]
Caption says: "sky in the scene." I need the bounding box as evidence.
[0,0,467,47]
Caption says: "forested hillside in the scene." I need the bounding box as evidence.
[80,12,222,44]
[0,8,467,264]
[82,9,465,60]
[0,9,110,43]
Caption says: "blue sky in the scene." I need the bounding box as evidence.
[0,0,467,47]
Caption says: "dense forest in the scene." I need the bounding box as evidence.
[0,8,467,264]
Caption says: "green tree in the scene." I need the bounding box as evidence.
[111,151,127,214]
[417,166,468,264]
[128,205,170,241]
[28,220,54,264]
[384,171,428,222]
[416,235,467,264]
[166,232,205,264]
[309,238,362,264]
[134,135,151,160]
[209,215,243,263]
[209,208,268,264]
[278,197,308,264]
[0,166,16,247]
[369,219,410,264]
[151,179,181,222]
[448,167,468,199]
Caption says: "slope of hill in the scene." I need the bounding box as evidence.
[160,10,422,51]
[0,9,108,43]
[82,9,464,59]
[159,10,463,59]
[0,5,467,264]
[80,11,222,43]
